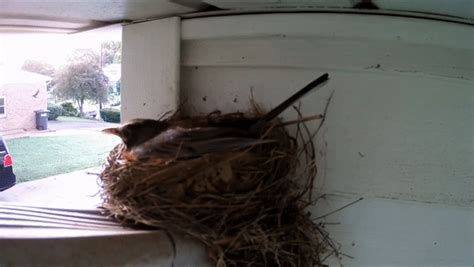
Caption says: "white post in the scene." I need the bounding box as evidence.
[121,17,181,122]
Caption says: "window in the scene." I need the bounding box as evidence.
[0,97,5,117]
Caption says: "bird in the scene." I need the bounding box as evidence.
[103,73,329,161]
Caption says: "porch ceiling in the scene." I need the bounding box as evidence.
[0,0,472,34]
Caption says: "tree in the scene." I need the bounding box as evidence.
[21,59,56,77]
[54,49,109,115]
[100,41,122,66]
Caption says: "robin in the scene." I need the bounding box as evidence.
[103,73,329,160]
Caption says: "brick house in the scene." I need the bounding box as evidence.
[0,67,50,133]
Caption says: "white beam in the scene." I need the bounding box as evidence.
[121,17,181,122]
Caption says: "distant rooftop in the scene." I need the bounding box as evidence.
[0,66,51,85]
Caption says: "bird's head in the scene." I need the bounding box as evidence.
[102,119,168,149]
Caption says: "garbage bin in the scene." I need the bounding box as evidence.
[34,110,50,130]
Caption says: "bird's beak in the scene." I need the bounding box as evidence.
[102,127,122,137]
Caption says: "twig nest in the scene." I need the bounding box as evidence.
[100,114,326,266]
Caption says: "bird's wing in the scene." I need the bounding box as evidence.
[131,127,275,160]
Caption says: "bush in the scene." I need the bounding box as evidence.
[60,102,79,117]
[115,80,121,94]
[47,103,64,120]
[100,108,120,123]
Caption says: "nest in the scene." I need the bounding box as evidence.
[99,106,332,266]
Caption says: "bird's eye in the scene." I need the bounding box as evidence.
[122,128,132,139]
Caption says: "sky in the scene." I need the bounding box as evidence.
[0,25,121,69]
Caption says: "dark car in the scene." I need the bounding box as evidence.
[0,136,16,191]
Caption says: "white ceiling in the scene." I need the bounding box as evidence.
[0,0,203,33]
[0,0,472,33]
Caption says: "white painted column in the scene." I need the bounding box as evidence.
[121,17,181,122]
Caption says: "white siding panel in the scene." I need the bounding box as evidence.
[315,195,474,266]
[181,67,474,207]
[180,14,474,265]
[182,14,473,50]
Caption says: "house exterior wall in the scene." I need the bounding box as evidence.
[180,14,473,266]
[122,14,473,266]
[0,82,47,132]
[180,14,474,207]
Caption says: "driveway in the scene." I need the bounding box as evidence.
[39,120,120,137]
[4,120,120,139]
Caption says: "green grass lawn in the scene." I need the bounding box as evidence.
[7,133,121,183]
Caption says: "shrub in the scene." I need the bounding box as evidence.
[115,80,121,94]
[47,103,64,120]
[60,102,79,117]
[100,108,120,123]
